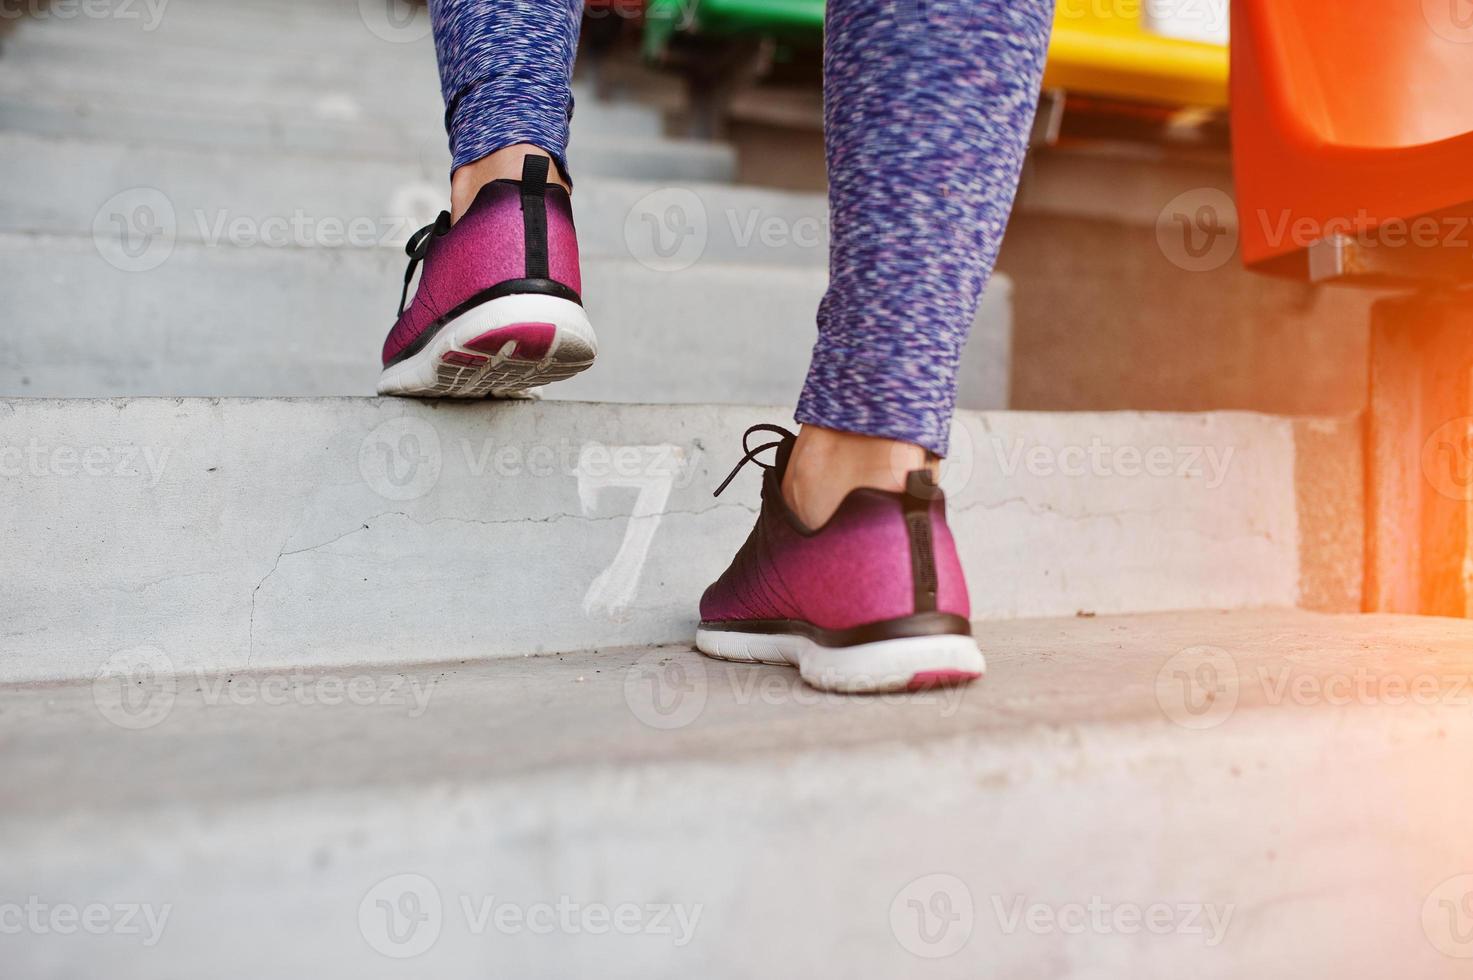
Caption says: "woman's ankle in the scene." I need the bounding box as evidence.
[449,144,570,222]
[780,425,939,529]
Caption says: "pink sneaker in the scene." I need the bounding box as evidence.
[377,156,596,397]
[697,425,984,693]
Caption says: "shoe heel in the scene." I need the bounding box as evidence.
[378,294,596,398]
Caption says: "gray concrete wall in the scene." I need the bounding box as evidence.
[998,213,1379,418]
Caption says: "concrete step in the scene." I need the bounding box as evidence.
[2,234,1005,405]
[0,18,662,136]
[0,63,667,140]
[1,132,828,268]
[4,2,445,56]
[0,94,730,181]
[2,27,446,86]
[0,397,1354,684]
[3,609,1467,978]
[0,6,730,180]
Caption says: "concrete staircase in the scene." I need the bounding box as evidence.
[0,6,1010,405]
[9,610,1473,979]
[2,2,1470,977]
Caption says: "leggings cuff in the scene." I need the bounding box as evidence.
[794,347,958,456]
[446,79,574,183]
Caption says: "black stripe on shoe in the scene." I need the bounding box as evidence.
[903,470,941,613]
[520,154,550,280]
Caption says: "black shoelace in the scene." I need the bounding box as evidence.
[713,424,796,497]
[398,210,452,316]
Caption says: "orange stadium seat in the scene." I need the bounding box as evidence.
[1231,0,1473,279]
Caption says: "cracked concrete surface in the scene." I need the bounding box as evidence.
[0,399,1347,682]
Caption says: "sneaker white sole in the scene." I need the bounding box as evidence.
[377,293,596,398]
[695,628,984,694]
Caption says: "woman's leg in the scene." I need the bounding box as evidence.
[700,0,1052,689]
[378,1,593,398]
[785,0,1054,526]
[429,0,583,217]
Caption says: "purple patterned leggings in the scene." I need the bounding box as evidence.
[429,0,1054,455]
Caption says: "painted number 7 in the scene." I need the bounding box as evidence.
[577,444,686,621]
